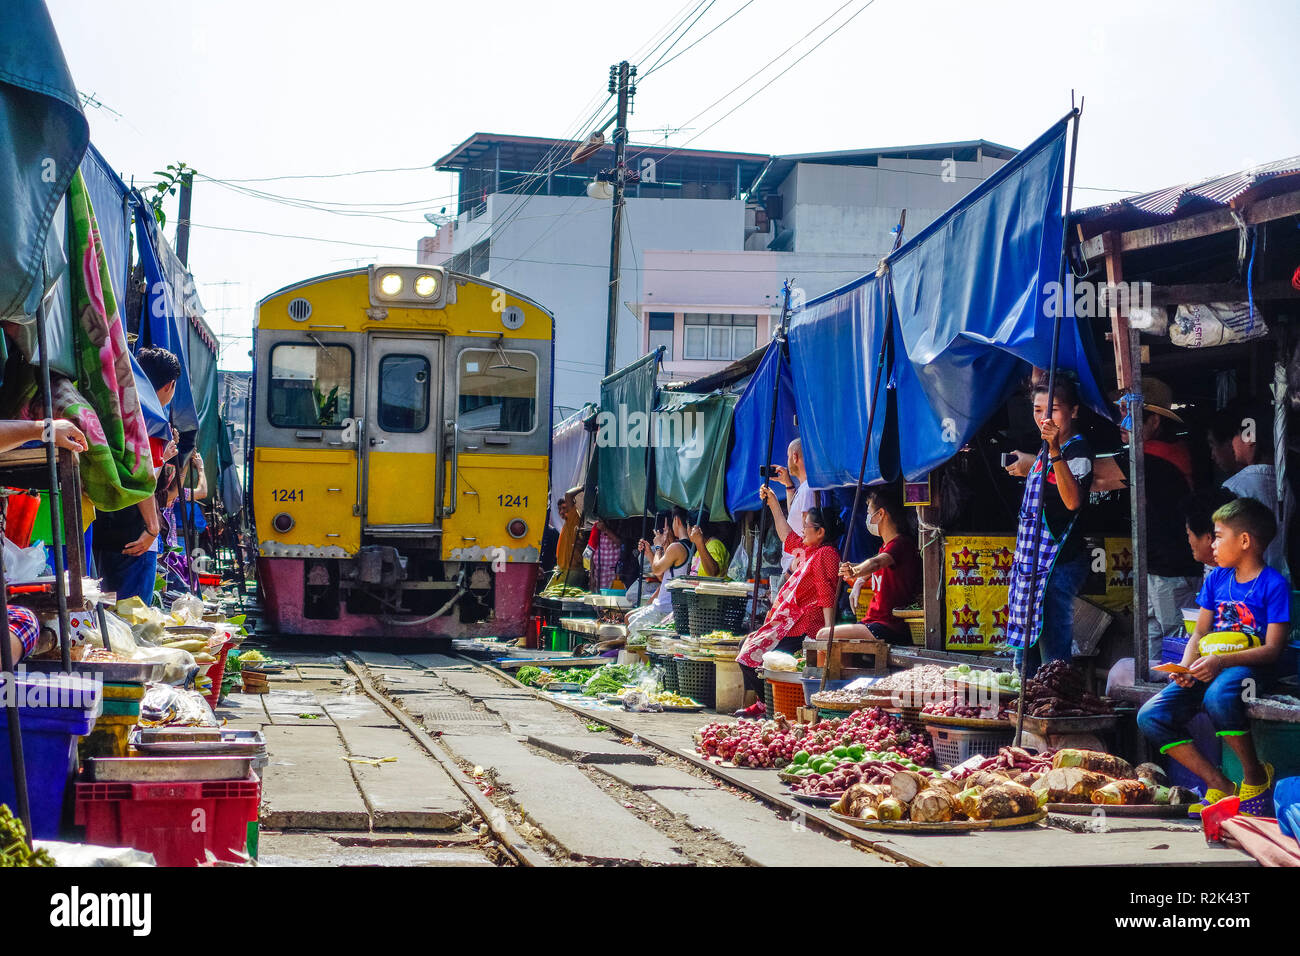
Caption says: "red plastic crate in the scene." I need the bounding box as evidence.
[203,641,232,709]
[75,774,260,866]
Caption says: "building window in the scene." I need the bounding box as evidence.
[377,354,430,433]
[683,314,756,361]
[648,311,674,360]
[458,348,538,433]
[268,343,353,428]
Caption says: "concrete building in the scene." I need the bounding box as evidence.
[418,135,1015,407]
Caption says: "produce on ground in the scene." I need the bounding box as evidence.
[649,691,700,707]
[1052,748,1134,779]
[1091,779,1152,805]
[0,805,54,867]
[1020,660,1114,718]
[581,663,639,696]
[695,708,932,768]
[949,746,1056,780]
[788,757,936,798]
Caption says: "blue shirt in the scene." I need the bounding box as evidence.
[1196,565,1290,644]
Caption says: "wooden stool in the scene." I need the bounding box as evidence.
[803,637,890,681]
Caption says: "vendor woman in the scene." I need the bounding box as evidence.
[625,507,693,635]
[1004,377,1094,678]
[734,481,843,718]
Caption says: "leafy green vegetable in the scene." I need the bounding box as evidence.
[515,666,542,686]
[581,663,637,696]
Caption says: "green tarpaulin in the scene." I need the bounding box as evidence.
[653,390,738,522]
[595,351,659,520]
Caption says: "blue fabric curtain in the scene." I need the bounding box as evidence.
[725,342,798,514]
[786,274,894,488]
[0,0,88,319]
[79,144,131,310]
[888,118,1106,479]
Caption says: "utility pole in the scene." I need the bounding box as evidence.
[604,61,636,376]
[176,170,194,267]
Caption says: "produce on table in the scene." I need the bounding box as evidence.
[1020,660,1114,718]
[921,699,1011,720]
[0,805,54,867]
[695,708,933,769]
[1051,748,1134,779]
[872,665,948,698]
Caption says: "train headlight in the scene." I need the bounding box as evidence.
[507,519,527,539]
[414,273,439,297]
[272,512,295,534]
[378,272,403,297]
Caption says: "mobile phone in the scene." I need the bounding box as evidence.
[759,465,780,478]
[1001,452,1018,468]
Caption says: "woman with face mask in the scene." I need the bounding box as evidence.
[815,486,920,646]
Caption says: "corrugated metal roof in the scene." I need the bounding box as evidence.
[1073,155,1300,226]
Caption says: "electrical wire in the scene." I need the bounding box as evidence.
[204,163,436,183]
[640,0,718,77]
[640,0,755,78]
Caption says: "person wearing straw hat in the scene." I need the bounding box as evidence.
[1096,377,1203,680]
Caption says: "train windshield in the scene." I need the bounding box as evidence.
[457,348,537,432]
[268,342,353,428]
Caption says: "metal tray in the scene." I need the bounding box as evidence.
[1046,801,1192,818]
[789,790,843,806]
[1018,714,1120,735]
[88,755,254,782]
[23,659,164,683]
[130,727,266,755]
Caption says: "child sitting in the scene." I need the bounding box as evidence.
[1137,497,1289,814]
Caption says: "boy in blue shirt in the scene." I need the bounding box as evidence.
[1138,497,1288,815]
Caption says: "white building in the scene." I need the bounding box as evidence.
[419,135,1015,408]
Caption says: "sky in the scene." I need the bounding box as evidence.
[46,0,1300,372]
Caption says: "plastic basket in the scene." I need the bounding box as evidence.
[204,641,233,709]
[925,724,1015,770]
[676,658,716,708]
[670,587,696,636]
[649,654,679,693]
[769,679,804,719]
[78,714,137,761]
[801,678,852,706]
[75,774,260,866]
[101,699,142,717]
[1161,633,1191,665]
[689,592,748,638]
[765,682,776,717]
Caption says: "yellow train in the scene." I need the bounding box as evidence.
[250,265,553,639]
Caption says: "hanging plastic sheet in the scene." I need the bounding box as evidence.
[131,196,200,432]
[79,144,131,310]
[653,390,738,521]
[725,342,799,514]
[786,274,894,489]
[0,0,89,319]
[551,404,595,528]
[888,118,1106,480]
[595,350,659,520]
[6,194,77,378]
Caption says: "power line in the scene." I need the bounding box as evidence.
[641,0,718,76]
[204,163,436,184]
[641,0,756,78]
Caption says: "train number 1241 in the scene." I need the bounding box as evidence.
[272,489,304,502]
[497,494,528,507]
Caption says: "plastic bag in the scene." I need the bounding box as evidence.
[139,681,215,726]
[762,650,799,672]
[621,689,662,713]
[169,593,204,625]
[3,537,48,580]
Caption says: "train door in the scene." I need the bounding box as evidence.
[363,334,442,529]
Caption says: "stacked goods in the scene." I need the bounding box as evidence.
[0,806,55,867]
[1019,660,1114,718]
[948,746,1056,786]
[695,708,932,768]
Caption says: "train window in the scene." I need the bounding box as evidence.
[268,343,353,428]
[377,354,430,433]
[457,348,538,433]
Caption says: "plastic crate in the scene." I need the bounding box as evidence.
[649,654,678,693]
[101,699,141,717]
[676,658,716,708]
[926,724,1015,770]
[102,682,146,701]
[78,714,137,761]
[688,592,747,638]
[0,673,101,839]
[75,774,260,866]
[669,587,695,636]
[204,641,233,709]
[768,679,804,719]
[1161,633,1191,665]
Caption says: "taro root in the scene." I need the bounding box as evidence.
[1135,762,1169,787]
[842,783,890,818]
[1051,749,1134,780]
[1031,767,1114,803]
[968,770,1014,789]
[889,770,929,805]
[877,797,906,822]
[976,781,1039,819]
[954,786,984,819]
[927,776,963,796]
[909,788,957,823]
[1012,771,1042,788]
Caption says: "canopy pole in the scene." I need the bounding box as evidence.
[0,495,33,849]
[1015,101,1083,746]
[631,347,664,604]
[35,296,73,671]
[819,213,904,693]
[747,282,793,630]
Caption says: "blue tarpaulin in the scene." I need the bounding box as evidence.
[0,0,88,319]
[724,343,798,514]
[888,117,1106,480]
[79,144,131,310]
[787,274,894,489]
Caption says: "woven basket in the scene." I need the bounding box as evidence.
[689,591,748,638]
[676,657,716,708]
[669,587,696,635]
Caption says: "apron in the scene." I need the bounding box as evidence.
[737,544,818,669]
[1006,436,1083,650]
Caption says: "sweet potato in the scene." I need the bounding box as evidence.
[1091,779,1151,805]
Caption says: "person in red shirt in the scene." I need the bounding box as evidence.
[819,486,920,646]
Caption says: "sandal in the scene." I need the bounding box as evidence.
[1238,763,1275,817]
[1188,786,1236,816]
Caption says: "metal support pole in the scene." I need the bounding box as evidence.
[0,496,33,847]
[603,61,636,376]
[35,298,73,671]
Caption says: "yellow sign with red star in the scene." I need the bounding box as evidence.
[943,535,1133,650]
